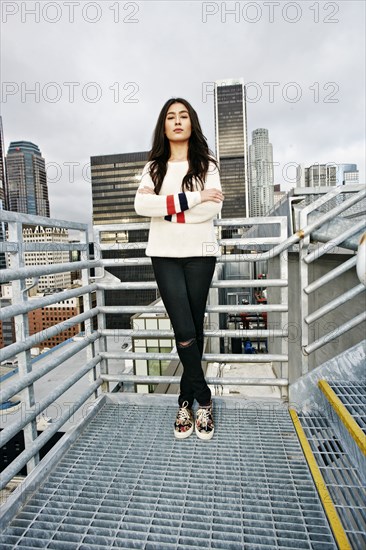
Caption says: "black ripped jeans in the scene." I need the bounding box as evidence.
[151,256,216,408]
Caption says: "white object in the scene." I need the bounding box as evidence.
[356,232,366,286]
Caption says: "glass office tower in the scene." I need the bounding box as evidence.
[91,151,149,227]
[0,116,6,208]
[0,117,7,270]
[90,151,156,329]
[214,78,249,219]
[6,141,50,217]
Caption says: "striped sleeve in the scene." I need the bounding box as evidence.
[134,163,201,219]
[166,162,223,224]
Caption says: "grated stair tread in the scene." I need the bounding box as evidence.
[298,411,366,548]
[2,402,338,549]
[327,380,366,434]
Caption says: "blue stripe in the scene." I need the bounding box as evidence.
[164,215,172,222]
[178,193,189,212]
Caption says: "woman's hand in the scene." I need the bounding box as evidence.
[138,186,155,194]
[200,189,224,203]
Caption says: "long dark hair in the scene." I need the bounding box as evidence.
[148,97,219,194]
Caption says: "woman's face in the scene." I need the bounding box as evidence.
[164,102,192,142]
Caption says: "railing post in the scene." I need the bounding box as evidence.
[93,228,109,393]
[299,210,310,376]
[279,217,289,399]
[208,265,220,354]
[79,228,98,399]
[7,220,39,473]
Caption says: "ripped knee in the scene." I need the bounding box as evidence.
[177,337,196,349]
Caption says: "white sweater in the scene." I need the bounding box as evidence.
[134,160,223,257]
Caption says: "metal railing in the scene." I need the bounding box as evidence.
[296,186,366,374]
[0,211,102,489]
[93,216,290,398]
[1,185,365,489]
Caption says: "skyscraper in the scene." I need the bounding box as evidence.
[91,151,149,227]
[6,141,50,216]
[214,78,249,219]
[0,116,7,208]
[0,117,7,271]
[90,151,155,329]
[249,128,274,216]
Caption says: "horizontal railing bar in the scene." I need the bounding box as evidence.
[98,242,147,251]
[0,378,103,492]
[295,184,364,194]
[304,257,357,294]
[101,374,288,386]
[219,238,283,245]
[305,219,366,264]
[0,284,98,322]
[98,238,285,251]
[0,260,101,283]
[0,356,102,448]
[93,218,285,234]
[0,308,99,363]
[98,305,287,314]
[304,311,366,355]
[100,329,286,338]
[101,352,288,362]
[0,333,100,404]
[99,253,284,266]
[96,279,287,291]
[94,222,150,232]
[0,242,90,253]
[305,284,365,325]
[213,279,286,288]
[0,209,89,230]
[216,217,285,226]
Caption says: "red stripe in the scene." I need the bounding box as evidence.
[166,195,176,215]
[176,212,185,223]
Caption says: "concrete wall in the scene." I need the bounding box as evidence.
[268,251,365,384]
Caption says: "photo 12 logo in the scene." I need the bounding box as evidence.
[202,81,340,104]
[201,2,340,24]
[1,1,140,24]
[1,82,140,104]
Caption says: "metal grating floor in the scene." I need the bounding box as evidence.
[328,380,366,433]
[298,412,366,549]
[1,400,337,549]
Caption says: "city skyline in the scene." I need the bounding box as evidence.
[1,1,365,226]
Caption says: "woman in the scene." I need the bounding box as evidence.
[134,97,224,440]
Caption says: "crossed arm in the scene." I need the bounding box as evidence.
[134,163,224,224]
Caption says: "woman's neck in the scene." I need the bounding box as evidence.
[169,142,188,162]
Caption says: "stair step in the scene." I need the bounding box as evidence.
[297,412,366,549]
[318,380,366,455]
[327,380,366,434]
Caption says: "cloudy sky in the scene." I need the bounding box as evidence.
[1,0,365,227]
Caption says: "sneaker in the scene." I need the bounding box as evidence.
[195,401,214,440]
[174,401,194,439]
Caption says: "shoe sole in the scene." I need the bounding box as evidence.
[195,426,214,440]
[174,425,194,439]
